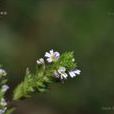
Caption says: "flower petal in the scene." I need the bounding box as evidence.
[63,73,68,79]
[45,52,51,57]
[54,52,60,59]
[37,58,44,64]
[74,69,81,75]
[50,49,54,55]
[47,58,52,63]
[69,71,76,78]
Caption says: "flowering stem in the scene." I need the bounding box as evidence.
[0,49,81,114]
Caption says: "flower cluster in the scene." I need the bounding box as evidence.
[37,49,81,80]
[0,68,9,114]
[13,49,81,100]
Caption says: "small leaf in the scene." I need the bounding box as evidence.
[13,83,24,100]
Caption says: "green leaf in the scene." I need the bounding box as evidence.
[13,82,24,100]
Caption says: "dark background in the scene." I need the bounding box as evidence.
[0,0,114,114]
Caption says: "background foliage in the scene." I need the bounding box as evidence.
[0,0,114,114]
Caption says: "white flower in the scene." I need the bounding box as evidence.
[69,69,81,78]
[0,98,7,106]
[0,109,5,114]
[0,69,7,77]
[45,49,60,63]
[54,67,68,80]
[0,107,7,114]
[36,58,45,65]
[1,85,9,92]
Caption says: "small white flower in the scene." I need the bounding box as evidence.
[45,49,60,63]
[54,67,68,80]
[0,98,7,106]
[1,85,9,92]
[0,107,7,114]
[0,109,5,114]
[36,58,45,65]
[0,69,7,77]
[69,69,81,78]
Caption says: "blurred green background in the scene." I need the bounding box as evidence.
[0,0,114,114]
